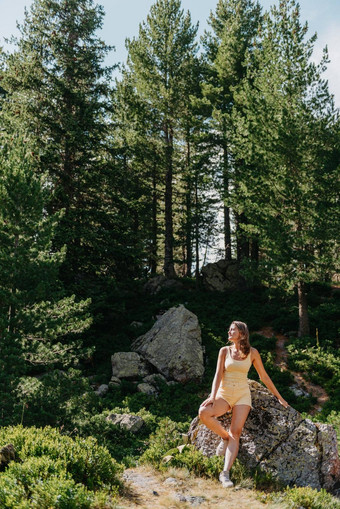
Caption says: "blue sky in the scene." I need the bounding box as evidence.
[1,0,339,106]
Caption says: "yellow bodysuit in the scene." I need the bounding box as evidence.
[216,346,252,408]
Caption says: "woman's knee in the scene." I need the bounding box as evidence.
[229,428,242,441]
[198,405,210,422]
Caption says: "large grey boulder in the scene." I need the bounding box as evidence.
[132,305,204,383]
[188,380,340,492]
[201,259,245,292]
[111,352,151,379]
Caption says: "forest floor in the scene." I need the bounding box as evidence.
[256,326,329,414]
[117,465,280,508]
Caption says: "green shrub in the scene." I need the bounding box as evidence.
[0,426,122,508]
[250,333,277,353]
[287,344,340,412]
[14,370,99,429]
[265,485,340,509]
[0,473,28,509]
[72,407,158,464]
[140,417,189,467]
[163,445,224,478]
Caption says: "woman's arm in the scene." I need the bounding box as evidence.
[251,348,289,408]
[200,347,226,407]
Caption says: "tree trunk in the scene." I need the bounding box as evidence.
[194,173,200,286]
[185,138,192,277]
[298,281,310,337]
[236,212,249,262]
[163,123,176,278]
[251,238,259,263]
[223,144,232,260]
[150,166,158,275]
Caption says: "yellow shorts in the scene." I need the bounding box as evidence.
[216,382,252,408]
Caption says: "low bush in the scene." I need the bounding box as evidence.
[140,417,189,467]
[0,426,122,508]
[287,344,340,413]
[72,407,158,464]
[263,485,340,509]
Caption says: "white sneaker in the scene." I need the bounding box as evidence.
[216,438,228,456]
[219,470,234,488]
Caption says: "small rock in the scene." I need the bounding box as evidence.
[143,374,167,387]
[289,385,310,398]
[106,413,145,433]
[130,321,143,328]
[0,444,20,471]
[163,477,178,485]
[109,376,121,387]
[137,382,158,396]
[94,384,109,397]
[175,493,187,502]
[174,494,205,505]
[152,490,159,496]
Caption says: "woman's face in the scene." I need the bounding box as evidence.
[228,323,241,342]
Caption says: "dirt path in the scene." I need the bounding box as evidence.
[118,466,275,509]
[256,326,329,415]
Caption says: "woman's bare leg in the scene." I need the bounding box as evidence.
[198,398,231,440]
[224,404,250,471]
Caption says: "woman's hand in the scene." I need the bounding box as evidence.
[278,397,289,409]
[200,396,215,408]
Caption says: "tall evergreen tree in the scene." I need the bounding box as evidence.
[111,69,164,276]
[125,0,198,278]
[202,0,261,260]
[233,0,339,336]
[0,0,117,289]
[0,135,91,420]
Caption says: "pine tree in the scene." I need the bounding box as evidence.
[0,0,116,289]
[111,69,164,275]
[233,0,340,336]
[0,135,91,419]
[202,0,261,260]
[125,0,198,278]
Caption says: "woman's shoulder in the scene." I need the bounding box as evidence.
[250,347,260,361]
[219,345,229,355]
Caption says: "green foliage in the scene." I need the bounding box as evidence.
[13,369,98,428]
[0,137,92,423]
[163,445,224,479]
[287,341,340,412]
[140,417,189,467]
[0,426,122,508]
[72,407,158,465]
[250,333,277,353]
[264,485,340,509]
[232,0,339,335]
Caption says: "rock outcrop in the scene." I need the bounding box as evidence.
[111,352,151,379]
[188,380,340,492]
[132,305,204,383]
[201,259,245,292]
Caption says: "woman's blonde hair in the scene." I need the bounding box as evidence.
[231,321,250,357]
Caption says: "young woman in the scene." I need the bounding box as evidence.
[199,321,289,488]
